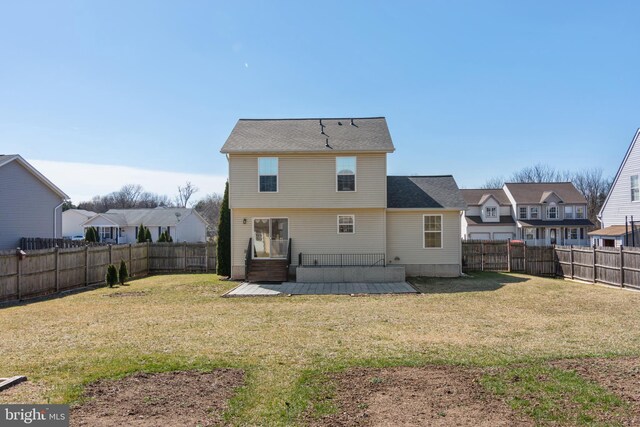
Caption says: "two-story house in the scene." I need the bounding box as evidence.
[461,182,592,245]
[460,189,516,240]
[220,117,467,282]
[590,128,640,247]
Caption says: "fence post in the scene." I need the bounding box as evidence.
[184,242,188,271]
[55,246,60,293]
[108,244,113,266]
[129,243,133,273]
[16,253,21,301]
[592,245,596,284]
[204,243,208,273]
[523,243,527,274]
[85,245,89,286]
[569,245,574,280]
[146,241,150,275]
[507,241,512,272]
[619,245,624,288]
[481,241,484,271]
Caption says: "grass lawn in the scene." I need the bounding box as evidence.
[1,272,639,425]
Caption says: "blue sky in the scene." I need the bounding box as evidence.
[1,1,639,202]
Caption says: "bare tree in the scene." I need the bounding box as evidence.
[78,184,176,213]
[570,168,613,227]
[480,176,505,189]
[193,193,223,239]
[112,184,144,208]
[510,163,571,183]
[176,181,199,208]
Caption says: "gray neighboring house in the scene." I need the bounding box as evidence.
[590,128,640,247]
[0,154,69,249]
[81,208,208,244]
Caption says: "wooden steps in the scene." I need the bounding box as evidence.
[247,259,289,282]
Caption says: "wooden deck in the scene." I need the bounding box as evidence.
[224,281,417,297]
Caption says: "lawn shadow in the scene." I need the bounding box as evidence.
[409,272,531,294]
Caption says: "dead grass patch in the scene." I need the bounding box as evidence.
[71,369,244,426]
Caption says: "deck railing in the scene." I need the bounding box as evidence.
[298,253,386,267]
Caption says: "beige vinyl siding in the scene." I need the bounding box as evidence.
[386,210,461,266]
[231,208,385,274]
[228,153,387,209]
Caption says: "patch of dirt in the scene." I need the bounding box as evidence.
[104,291,147,298]
[551,356,640,424]
[313,366,532,426]
[71,369,244,427]
[0,381,50,404]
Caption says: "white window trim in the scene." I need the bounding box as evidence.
[251,217,290,259]
[423,214,443,249]
[547,204,558,220]
[485,206,497,218]
[258,157,279,193]
[530,206,540,219]
[632,175,640,202]
[519,206,528,220]
[576,206,585,219]
[337,215,355,234]
[564,205,574,219]
[336,156,357,192]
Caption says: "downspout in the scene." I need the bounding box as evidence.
[53,201,64,238]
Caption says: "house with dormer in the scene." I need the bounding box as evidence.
[462,183,592,245]
[220,117,467,282]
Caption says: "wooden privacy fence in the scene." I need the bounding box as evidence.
[462,240,555,276]
[0,242,216,303]
[20,237,108,250]
[462,240,640,290]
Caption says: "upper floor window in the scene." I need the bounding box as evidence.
[337,215,355,234]
[485,207,497,218]
[519,207,528,219]
[336,157,356,192]
[258,157,278,192]
[564,206,574,219]
[423,215,442,248]
[632,175,639,201]
[576,206,585,219]
[547,205,558,219]
[530,207,539,219]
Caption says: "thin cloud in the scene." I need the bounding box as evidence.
[30,159,227,203]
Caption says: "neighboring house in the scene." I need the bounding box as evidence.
[461,183,593,246]
[220,117,467,281]
[62,209,97,239]
[0,155,69,249]
[460,189,516,240]
[590,129,640,247]
[81,208,208,244]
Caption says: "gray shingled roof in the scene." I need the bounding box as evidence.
[465,216,516,226]
[460,189,511,206]
[387,176,467,209]
[220,117,395,153]
[88,208,206,226]
[505,182,587,204]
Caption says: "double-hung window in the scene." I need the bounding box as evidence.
[423,215,442,248]
[258,157,278,192]
[337,215,355,234]
[576,206,585,219]
[530,207,539,219]
[336,157,356,192]
[519,207,528,219]
[564,206,574,219]
[485,207,497,218]
[632,175,639,201]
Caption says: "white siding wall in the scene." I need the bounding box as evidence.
[0,161,65,249]
[228,153,387,209]
[231,208,385,278]
[601,137,640,227]
[62,210,90,237]
[175,212,207,242]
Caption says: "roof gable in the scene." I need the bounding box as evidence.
[460,189,511,206]
[220,117,395,154]
[0,154,68,199]
[599,128,640,217]
[387,176,467,210]
[504,182,586,204]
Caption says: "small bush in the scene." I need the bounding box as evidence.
[105,264,118,288]
[145,228,152,243]
[137,223,146,243]
[119,260,128,286]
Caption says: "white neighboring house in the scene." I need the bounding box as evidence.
[62,209,97,239]
[81,208,208,244]
[460,189,516,240]
[0,154,69,249]
[590,128,640,247]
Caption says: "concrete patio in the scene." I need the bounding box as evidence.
[224,281,417,297]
